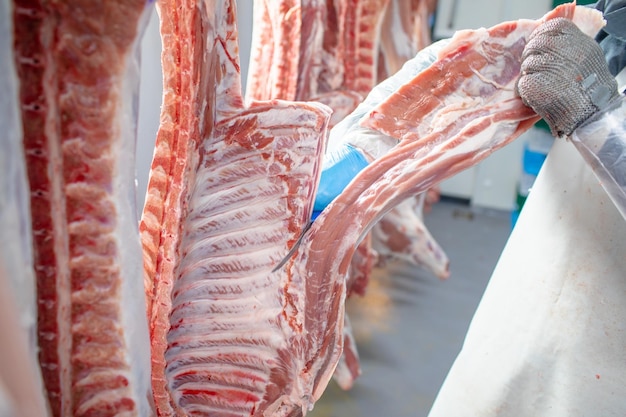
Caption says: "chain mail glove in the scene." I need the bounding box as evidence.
[516,17,620,137]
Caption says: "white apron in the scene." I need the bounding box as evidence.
[428,137,626,416]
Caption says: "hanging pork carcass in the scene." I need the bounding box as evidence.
[1,0,608,416]
[11,0,154,415]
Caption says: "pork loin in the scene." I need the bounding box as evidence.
[12,0,154,414]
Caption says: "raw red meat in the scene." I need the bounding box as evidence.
[345,233,376,297]
[372,195,449,279]
[244,0,326,102]
[4,1,603,415]
[245,0,389,119]
[314,0,447,286]
[246,0,447,391]
[142,0,345,415]
[244,1,393,394]
[378,0,438,81]
[141,0,213,412]
[362,4,602,142]
[12,0,153,415]
[313,0,391,120]
[310,90,364,128]
[0,1,49,413]
[341,0,391,96]
[297,2,604,337]
[289,5,601,394]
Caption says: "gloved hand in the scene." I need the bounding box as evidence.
[312,144,369,220]
[516,17,620,137]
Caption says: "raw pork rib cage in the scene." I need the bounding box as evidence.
[2,0,605,416]
[244,0,447,391]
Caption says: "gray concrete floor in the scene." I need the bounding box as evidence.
[309,198,513,417]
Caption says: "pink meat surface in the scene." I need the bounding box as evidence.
[316,0,344,94]
[362,3,603,142]
[245,0,326,102]
[245,1,396,393]
[296,2,605,337]
[244,0,301,101]
[141,0,216,412]
[141,0,351,415]
[166,101,331,415]
[317,0,385,96]
[317,0,448,291]
[0,2,48,412]
[372,195,449,279]
[345,233,376,297]
[311,90,364,128]
[13,0,153,415]
[296,0,327,101]
[331,315,361,391]
[378,0,438,80]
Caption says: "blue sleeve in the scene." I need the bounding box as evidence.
[312,144,369,219]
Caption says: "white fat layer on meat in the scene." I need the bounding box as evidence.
[389,0,415,60]
[364,5,605,142]
[331,3,604,161]
[41,9,73,411]
[296,0,325,99]
[573,5,607,37]
[0,0,50,415]
[398,27,526,139]
[161,2,340,412]
[320,49,345,93]
[332,314,360,390]
[173,268,276,292]
[383,118,519,197]
[327,38,451,157]
[215,0,244,116]
[168,94,330,413]
[168,310,284,336]
[112,6,153,415]
[182,223,292,258]
[166,337,282,365]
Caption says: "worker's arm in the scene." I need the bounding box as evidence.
[517,17,626,219]
[570,99,626,219]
